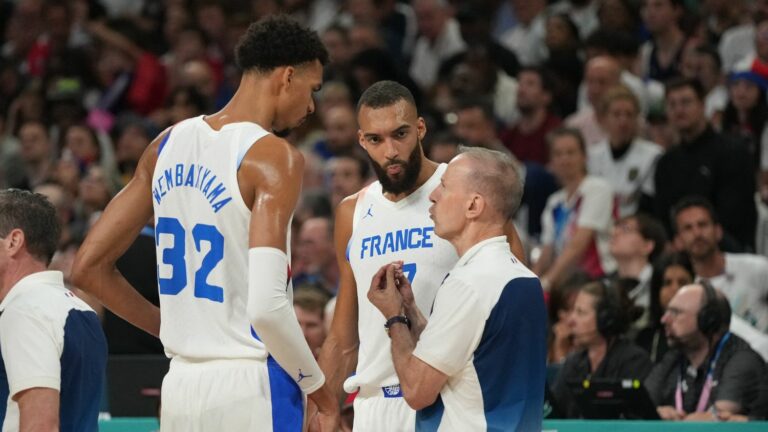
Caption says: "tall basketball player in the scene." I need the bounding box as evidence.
[72,15,338,431]
[318,81,526,431]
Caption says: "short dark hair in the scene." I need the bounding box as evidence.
[665,77,706,101]
[695,45,722,71]
[0,189,60,264]
[546,127,586,155]
[235,15,328,73]
[356,80,416,113]
[518,66,556,95]
[671,195,718,231]
[622,213,668,262]
[456,97,495,122]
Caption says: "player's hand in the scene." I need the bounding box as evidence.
[657,405,684,420]
[683,411,715,422]
[367,263,404,318]
[308,386,340,432]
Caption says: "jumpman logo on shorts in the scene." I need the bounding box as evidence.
[362,204,374,219]
[297,369,313,382]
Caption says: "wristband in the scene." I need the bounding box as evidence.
[384,315,411,336]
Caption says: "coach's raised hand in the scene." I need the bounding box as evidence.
[368,263,405,319]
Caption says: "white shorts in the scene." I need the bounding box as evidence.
[353,385,415,432]
[160,357,305,432]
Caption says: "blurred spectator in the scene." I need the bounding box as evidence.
[87,18,167,116]
[655,78,756,251]
[455,5,519,78]
[587,86,662,217]
[293,288,331,360]
[502,66,561,166]
[608,213,668,328]
[326,154,370,210]
[349,47,421,106]
[427,131,462,164]
[597,0,642,36]
[704,0,750,45]
[452,98,507,153]
[640,0,688,81]
[535,128,616,289]
[565,56,621,146]
[645,283,768,421]
[551,280,652,419]
[293,216,338,295]
[636,252,695,363]
[720,67,768,171]
[684,45,727,124]
[409,0,466,90]
[113,117,154,184]
[672,196,768,333]
[284,0,339,33]
[543,12,583,117]
[549,0,600,39]
[547,273,590,364]
[10,120,55,190]
[313,105,358,160]
[499,0,547,67]
[343,0,418,64]
[321,24,354,82]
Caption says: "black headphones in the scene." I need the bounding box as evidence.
[596,280,625,338]
[697,279,731,337]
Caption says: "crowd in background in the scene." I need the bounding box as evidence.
[3,0,768,422]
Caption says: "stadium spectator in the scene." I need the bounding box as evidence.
[587,86,662,217]
[535,128,616,289]
[551,280,652,419]
[645,282,768,421]
[654,78,756,251]
[672,196,768,333]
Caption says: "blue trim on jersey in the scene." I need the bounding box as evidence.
[0,340,9,428]
[157,128,173,155]
[236,141,250,170]
[60,309,108,432]
[139,225,155,238]
[267,356,303,432]
[416,394,445,431]
[474,277,546,431]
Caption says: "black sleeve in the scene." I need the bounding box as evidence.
[644,352,676,406]
[715,349,767,415]
[714,143,757,250]
[552,355,582,419]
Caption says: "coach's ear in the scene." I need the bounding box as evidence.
[2,228,25,258]
[465,193,486,220]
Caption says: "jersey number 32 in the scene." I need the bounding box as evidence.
[156,217,224,302]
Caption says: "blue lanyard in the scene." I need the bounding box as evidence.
[675,331,731,413]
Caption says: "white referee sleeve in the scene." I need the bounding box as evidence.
[247,247,325,393]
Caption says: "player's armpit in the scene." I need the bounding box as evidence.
[72,132,165,337]
[16,387,59,432]
[318,195,360,403]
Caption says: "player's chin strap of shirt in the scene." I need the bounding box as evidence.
[675,331,731,413]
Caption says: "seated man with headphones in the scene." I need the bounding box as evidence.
[551,280,653,418]
[645,281,768,421]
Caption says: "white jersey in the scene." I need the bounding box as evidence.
[344,164,458,393]
[152,116,274,360]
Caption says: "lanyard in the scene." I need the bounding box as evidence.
[675,332,731,413]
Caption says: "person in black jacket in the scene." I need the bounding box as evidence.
[551,280,653,418]
[654,78,756,251]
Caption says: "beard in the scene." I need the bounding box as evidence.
[369,140,423,194]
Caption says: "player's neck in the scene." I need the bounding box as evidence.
[382,159,439,202]
[205,75,277,131]
[0,259,47,303]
